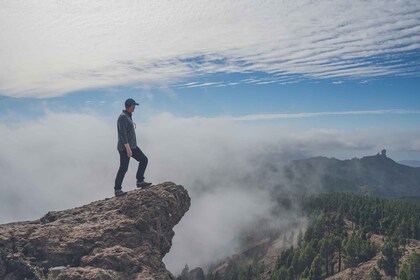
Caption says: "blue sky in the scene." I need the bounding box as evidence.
[0,0,419,159]
[1,73,419,131]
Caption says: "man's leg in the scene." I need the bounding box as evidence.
[114,149,130,190]
[131,146,148,182]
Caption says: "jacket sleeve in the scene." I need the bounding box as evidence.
[117,116,129,145]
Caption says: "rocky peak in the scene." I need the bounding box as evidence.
[0,181,190,280]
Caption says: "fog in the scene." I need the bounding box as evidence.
[0,111,419,274]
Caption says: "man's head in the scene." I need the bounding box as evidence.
[124,98,139,112]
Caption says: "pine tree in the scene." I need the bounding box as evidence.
[369,267,382,280]
[178,263,189,280]
[343,233,359,268]
[320,238,332,277]
[333,236,342,272]
[398,252,420,280]
[378,242,401,278]
[301,267,309,279]
[309,255,323,280]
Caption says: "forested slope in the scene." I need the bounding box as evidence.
[204,193,420,280]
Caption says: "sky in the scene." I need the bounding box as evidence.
[0,0,420,275]
[0,0,419,137]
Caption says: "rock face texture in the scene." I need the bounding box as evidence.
[0,182,190,280]
[183,267,205,280]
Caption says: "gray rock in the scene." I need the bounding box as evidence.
[188,267,205,280]
[0,182,191,280]
[49,266,67,277]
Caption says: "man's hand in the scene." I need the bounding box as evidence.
[124,143,132,157]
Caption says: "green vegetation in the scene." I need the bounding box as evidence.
[270,214,377,279]
[204,192,420,280]
[398,252,420,280]
[271,192,419,280]
[303,192,420,239]
[378,241,402,278]
[370,267,382,280]
[207,261,264,280]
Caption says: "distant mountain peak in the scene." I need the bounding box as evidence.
[284,150,420,197]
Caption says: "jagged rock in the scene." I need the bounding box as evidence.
[187,267,205,280]
[49,266,67,277]
[0,181,190,280]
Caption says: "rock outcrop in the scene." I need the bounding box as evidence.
[185,267,206,280]
[0,182,190,280]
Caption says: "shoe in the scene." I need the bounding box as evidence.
[114,189,126,197]
[136,180,152,189]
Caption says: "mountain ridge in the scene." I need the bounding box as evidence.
[183,151,420,279]
[283,150,420,197]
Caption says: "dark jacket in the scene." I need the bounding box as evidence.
[117,110,137,151]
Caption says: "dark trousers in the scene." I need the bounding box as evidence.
[114,146,148,190]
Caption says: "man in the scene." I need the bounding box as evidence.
[114,98,152,197]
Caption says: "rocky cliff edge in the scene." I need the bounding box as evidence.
[0,182,191,280]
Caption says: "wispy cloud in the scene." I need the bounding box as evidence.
[229,109,420,121]
[0,0,419,97]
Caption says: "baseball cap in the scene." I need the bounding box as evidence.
[125,98,139,107]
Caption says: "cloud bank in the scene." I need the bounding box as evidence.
[229,109,420,121]
[1,0,419,97]
[1,111,420,274]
